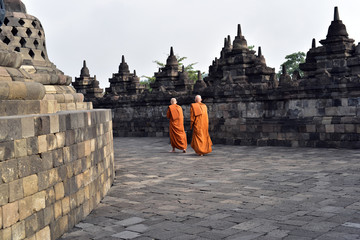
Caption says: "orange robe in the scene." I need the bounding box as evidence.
[190,102,212,155]
[167,104,187,150]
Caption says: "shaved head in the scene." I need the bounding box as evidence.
[170,98,177,104]
[195,95,202,103]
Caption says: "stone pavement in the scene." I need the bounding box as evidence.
[60,137,360,240]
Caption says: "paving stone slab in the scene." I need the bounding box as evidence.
[111,231,141,239]
[126,224,149,233]
[59,137,360,240]
[116,217,145,227]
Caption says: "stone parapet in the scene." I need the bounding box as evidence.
[95,81,360,148]
[0,100,92,117]
[0,108,114,240]
[0,100,56,116]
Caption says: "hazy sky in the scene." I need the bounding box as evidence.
[21,0,360,89]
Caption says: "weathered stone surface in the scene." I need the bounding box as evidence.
[32,191,46,212]
[21,117,35,138]
[19,196,32,220]
[0,141,14,162]
[81,8,360,150]
[54,182,65,201]
[37,135,47,153]
[2,201,19,228]
[26,137,38,156]
[9,178,23,202]
[14,139,27,159]
[54,200,62,220]
[60,137,360,240]
[72,60,103,101]
[0,159,18,183]
[0,109,113,239]
[23,174,38,197]
[0,182,8,205]
[0,2,114,240]
[25,214,38,237]
[0,206,2,229]
[11,220,25,240]
[61,196,70,216]
[43,206,54,227]
[51,215,68,240]
[36,226,51,240]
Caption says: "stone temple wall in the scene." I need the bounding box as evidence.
[207,94,360,148]
[103,86,360,149]
[0,1,115,239]
[0,109,114,240]
[88,7,360,149]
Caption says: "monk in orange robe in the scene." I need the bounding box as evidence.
[190,95,212,156]
[167,98,187,153]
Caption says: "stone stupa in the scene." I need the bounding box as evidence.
[0,1,114,239]
[0,0,91,114]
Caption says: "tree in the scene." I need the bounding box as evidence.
[141,55,203,88]
[248,45,255,52]
[278,51,306,77]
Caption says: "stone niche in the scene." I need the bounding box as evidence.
[0,1,114,240]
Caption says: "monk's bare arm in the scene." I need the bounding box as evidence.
[166,107,171,119]
[190,106,194,129]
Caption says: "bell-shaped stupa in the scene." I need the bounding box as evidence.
[0,0,90,111]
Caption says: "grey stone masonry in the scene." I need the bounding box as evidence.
[88,7,360,149]
[105,56,145,97]
[0,1,115,240]
[0,109,114,240]
[204,24,276,91]
[60,137,360,240]
[151,47,193,93]
[72,60,104,101]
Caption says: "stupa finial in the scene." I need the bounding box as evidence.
[334,6,340,21]
[312,38,316,48]
[237,24,242,37]
[170,46,174,56]
[80,60,90,77]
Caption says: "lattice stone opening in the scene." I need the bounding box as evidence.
[11,27,18,36]
[20,37,26,47]
[41,51,45,59]
[14,47,20,52]
[26,28,32,37]
[4,17,9,26]
[38,31,42,37]
[18,19,25,26]
[2,36,10,45]
[29,49,35,59]
[33,39,39,48]
[31,20,36,28]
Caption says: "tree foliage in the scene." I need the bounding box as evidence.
[278,51,306,76]
[248,45,255,51]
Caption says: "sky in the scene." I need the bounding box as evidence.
[21,0,360,89]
